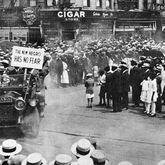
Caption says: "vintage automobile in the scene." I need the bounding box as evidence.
[0,73,40,130]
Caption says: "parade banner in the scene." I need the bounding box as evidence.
[11,46,44,69]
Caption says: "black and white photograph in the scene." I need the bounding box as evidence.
[0,0,165,165]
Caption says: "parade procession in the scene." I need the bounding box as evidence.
[2,0,165,165]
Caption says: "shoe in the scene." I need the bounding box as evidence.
[150,113,156,117]
[146,111,150,115]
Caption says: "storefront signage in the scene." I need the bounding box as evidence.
[86,11,114,18]
[23,7,36,25]
[57,8,85,21]
[11,46,44,69]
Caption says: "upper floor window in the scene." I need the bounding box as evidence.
[106,0,111,8]
[96,0,102,8]
[83,0,90,7]
[30,0,36,6]
[117,0,138,10]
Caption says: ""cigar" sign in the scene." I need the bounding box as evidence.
[57,9,85,21]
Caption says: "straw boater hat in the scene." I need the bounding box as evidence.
[90,150,110,165]
[22,153,47,165]
[117,161,133,165]
[71,138,95,158]
[0,139,22,156]
[157,160,165,165]
[77,157,93,165]
[49,154,72,165]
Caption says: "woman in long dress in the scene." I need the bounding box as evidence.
[61,61,69,87]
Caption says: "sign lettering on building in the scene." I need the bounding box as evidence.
[57,8,85,21]
[22,7,37,25]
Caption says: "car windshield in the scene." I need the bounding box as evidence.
[0,74,30,88]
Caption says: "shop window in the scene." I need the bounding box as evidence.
[96,0,102,8]
[106,0,111,8]
[30,0,36,6]
[83,0,90,7]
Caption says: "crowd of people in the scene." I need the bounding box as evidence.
[0,138,165,165]
[85,56,165,117]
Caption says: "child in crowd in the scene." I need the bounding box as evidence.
[85,73,94,108]
[140,73,158,117]
[140,75,149,113]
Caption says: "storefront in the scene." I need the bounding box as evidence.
[39,8,160,41]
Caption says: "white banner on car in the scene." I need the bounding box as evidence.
[11,46,44,69]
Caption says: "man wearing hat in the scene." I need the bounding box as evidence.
[111,66,123,112]
[49,154,72,165]
[90,150,110,165]
[21,153,46,165]
[130,60,141,107]
[104,66,113,108]
[71,138,95,159]
[120,64,130,110]
[0,139,22,165]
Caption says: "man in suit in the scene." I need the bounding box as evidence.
[121,64,130,110]
[111,66,123,112]
[130,60,141,107]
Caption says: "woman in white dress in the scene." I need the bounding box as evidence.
[61,61,69,87]
[145,73,158,117]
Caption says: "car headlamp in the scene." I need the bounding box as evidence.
[15,97,26,111]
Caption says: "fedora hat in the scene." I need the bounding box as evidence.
[22,153,47,165]
[0,139,22,156]
[117,161,133,165]
[71,139,95,158]
[90,150,110,165]
[77,157,93,165]
[49,154,72,165]
[157,160,165,165]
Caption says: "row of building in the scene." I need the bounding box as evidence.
[0,0,165,43]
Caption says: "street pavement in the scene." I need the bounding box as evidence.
[1,75,165,165]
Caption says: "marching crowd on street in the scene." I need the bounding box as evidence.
[1,34,165,165]
[0,33,165,117]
